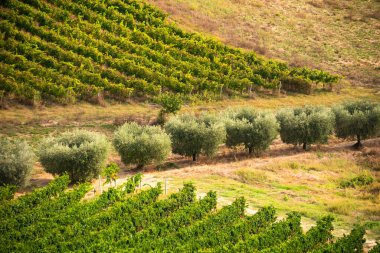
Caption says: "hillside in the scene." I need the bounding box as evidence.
[0,1,380,251]
[0,175,369,252]
[0,0,339,105]
[149,0,380,87]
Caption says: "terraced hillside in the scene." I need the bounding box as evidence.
[0,174,371,252]
[0,0,339,105]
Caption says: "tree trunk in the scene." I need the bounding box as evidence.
[353,135,363,149]
[302,142,308,151]
[248,147,253,154]
[192,153,197,162]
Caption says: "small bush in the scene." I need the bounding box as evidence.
[333,101,380,148]
[277,105,335,150]
[165,114,226,161]
[225,108,278,154]
[0,138,34,187]
[158,92,182,115]
[369,243,380,253]
[156,93,183,125]
[340,174,374,188]
[113,123,171,169]
[288,162,304,170]
[281,76,312,94]
[102,163,120,186]
[39,130,110,183]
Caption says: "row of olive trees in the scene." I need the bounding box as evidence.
[277,101,380,150]
[43,100,380,182]
[1,101,379,186]
[163,109,280,161]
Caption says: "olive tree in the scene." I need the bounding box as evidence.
[165,114,226,161]
[39,130,110,183]
[156,93,183,125]
[333,101,380,148]
[225,108,279,154]
[0,138,35,187]
[113,122,171,169]
[277,106,335,150]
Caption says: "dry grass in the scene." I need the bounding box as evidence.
[1,86,378,143]
[148,0,380,88]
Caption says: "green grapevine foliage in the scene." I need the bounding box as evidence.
[0,0,340,104]
[0,174,370,252]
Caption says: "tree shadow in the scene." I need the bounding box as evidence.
[116,137,380,175]
[18,178,54,194]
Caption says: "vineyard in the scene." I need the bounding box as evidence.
[0,174,374,253]
[0,0,340,104]
[0,0,378,251]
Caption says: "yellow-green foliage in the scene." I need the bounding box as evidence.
[0,0,339,105]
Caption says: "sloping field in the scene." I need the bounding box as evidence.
[149,0,380,87]
[0,174,372,252]
[0,0,338,105]
[1,1,380,252]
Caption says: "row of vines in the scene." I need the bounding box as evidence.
[0,174,374,253]
[0,0,340,104]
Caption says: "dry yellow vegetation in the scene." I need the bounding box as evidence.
[149,0,380,87]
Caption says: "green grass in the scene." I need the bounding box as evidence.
[150,151,380,242]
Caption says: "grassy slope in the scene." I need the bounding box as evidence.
[18,136,380,249]
[148,0,380,87]
[144,140,380,244]
[1,91,379,247]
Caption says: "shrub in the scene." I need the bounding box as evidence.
[158,92,183,115]
[369,243,380,253]
[113,122,171,169]
[165,114,226,161]
[281,76,312,94]
[102,163,120,186]
[277,105,335,150]
[38,130,110,183]
[0,138,34,187]
[225,108,278,154]
[339,174,374,188]
[156,93,183,125]
[333,101,380,148]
